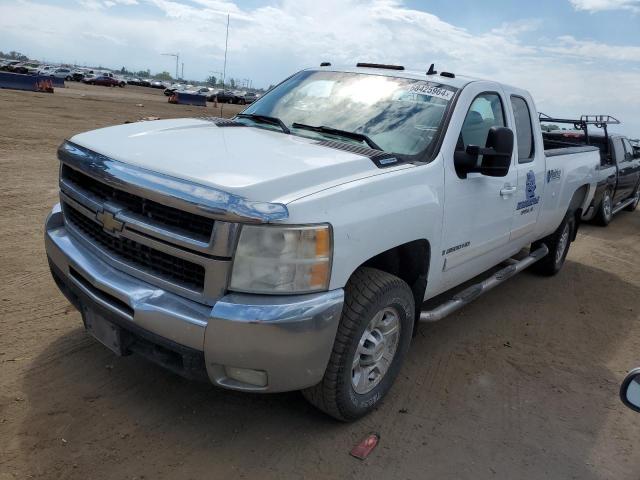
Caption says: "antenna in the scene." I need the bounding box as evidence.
[427,63,437,75]
[221,13,230,116]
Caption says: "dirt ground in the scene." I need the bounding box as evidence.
[0,83,639,480]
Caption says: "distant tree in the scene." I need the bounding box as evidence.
[155,71,173,81]
[0,50,29,61]
[229,78,236,88]
[206,75,217,86]
[135,70,150,78]
[267,84,275,91]
[120,67,126,73]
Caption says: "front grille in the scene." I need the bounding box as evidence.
[62,165,214,240]
[64,204,205,292]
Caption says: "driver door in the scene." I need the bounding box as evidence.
[440,87,517,290]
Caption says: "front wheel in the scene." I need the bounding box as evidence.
[531,211,575,276]
[625,186,639,212]
[302,267,414,421]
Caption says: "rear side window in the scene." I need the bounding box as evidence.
[511,96,534,162]
[622,138,634,161]
[458,92,505,150]
[613,138,626,164]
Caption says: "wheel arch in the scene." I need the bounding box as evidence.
[569,184,589,240]
[355,239,431,324]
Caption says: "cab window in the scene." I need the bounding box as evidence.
[458,93,505,150]
[622,138,634,161]
[511,96,534,163]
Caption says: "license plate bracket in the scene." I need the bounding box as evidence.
[84,309,125,356]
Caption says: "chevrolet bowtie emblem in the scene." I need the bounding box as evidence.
[96,210,124,234]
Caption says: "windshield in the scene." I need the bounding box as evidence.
[241,70,457,157]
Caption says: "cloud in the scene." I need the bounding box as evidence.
[543,35,640,62]
[81,31,127,45]
[569,0,640,13]
[0,0,639,136]
[78,0,138,9]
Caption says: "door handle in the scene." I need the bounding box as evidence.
[500,186,517,196]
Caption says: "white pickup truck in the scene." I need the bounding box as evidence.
[45,63,600,420]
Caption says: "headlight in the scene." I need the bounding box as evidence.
[230,224,332,294]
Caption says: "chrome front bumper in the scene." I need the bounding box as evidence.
[45,204,344,392]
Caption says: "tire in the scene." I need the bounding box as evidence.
[302,267,415,421]
[625,186,639,212]
[531,211,575,276]
[239,99,246,105]
[65,76,71,81]
[596,189,613,226]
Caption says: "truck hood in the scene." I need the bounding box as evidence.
[69,118,411,204]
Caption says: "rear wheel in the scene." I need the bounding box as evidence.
[302,267,414,421]
[625,186,639,212]
[531,211,575,276]
[596,189,613,226]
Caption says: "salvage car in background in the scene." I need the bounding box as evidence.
[49,68,73,80]
[164,83,189,96]
[71,69,92,82]
[241,91,259,104]
[215,90,244,104]
[125,77,145,86]
[0,60,21,71]
[85,74,125,87]
[190,86,217,101]
[12,62,41,75]
[541,114,640,225]
[37,65,55,75]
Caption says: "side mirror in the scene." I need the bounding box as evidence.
[454,126,514,179]
[620,368,640,413]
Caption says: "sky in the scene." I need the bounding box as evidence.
[1,0,639,136]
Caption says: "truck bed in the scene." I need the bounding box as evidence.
[543,145,600,157]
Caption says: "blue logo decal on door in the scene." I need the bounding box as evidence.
[517,170,540,210]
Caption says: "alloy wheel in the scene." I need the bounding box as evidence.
[351,307,401,394]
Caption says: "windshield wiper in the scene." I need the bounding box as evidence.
[236,113,290,134]
[291,123,383,151]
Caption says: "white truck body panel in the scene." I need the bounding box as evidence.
[69,119,413,205]
[70,74,599,300]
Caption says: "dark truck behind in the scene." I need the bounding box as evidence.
[541,114,640,225]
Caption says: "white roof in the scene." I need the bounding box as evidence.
[307,65,479,90]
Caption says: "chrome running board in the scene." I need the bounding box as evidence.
[611,197,636,216]
[419,245,549,323]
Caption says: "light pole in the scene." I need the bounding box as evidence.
[222,14,230,91]
[161,52,179,80]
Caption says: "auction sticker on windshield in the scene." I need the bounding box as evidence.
[408,83,454,101]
